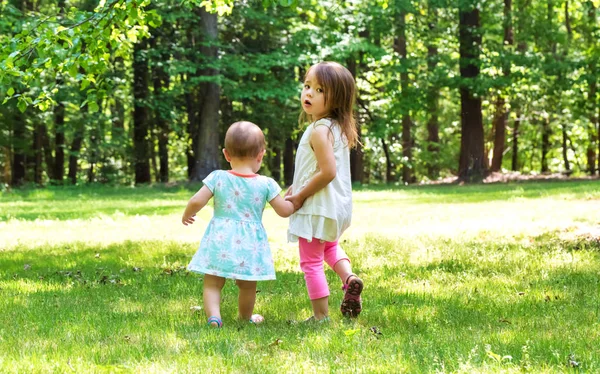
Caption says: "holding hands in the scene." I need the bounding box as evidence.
[285,187,306,212]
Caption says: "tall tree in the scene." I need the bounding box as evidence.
[133,39,151,184]
[190,8,220,181]
[491,0,514,172]
[394,7,415,184]
[458,4,486,182]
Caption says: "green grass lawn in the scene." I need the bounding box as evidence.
[1,180,599,373]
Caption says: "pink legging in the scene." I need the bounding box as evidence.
[299,237,349,300]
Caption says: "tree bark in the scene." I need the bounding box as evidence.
[133,39,151,184]
[511,112,521,171]
[541,118,551,173]
[458,7,486,182]
[272,147,282,184]
[381,137,393,183]
[426,3,440,179]
[53,102,65,182]
[283,138,295,186]
[394,9,414,184]
[151,31,170,183]
[347,54,364,184]
[561,123,571,172]
[587,1,598,175]
[68,127,84,185]
[11,112,26,186]
[190,8,220,181]
[491,0,514,172]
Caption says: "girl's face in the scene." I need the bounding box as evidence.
[301,70,329,119]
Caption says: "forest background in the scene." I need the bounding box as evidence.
[1,0,600,187]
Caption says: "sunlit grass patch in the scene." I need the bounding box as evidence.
[1,181,600,372]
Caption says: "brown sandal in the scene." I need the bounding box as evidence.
[340,274,363,318]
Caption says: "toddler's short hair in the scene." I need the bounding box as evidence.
[224,121,266,158]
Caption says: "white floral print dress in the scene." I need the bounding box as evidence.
[187,170,281,281]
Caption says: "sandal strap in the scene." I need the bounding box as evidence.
[207,316,223,327]
[344,273,358,285]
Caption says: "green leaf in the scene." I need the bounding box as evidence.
[17,97,27,113]
[88,101,99,113]
[7,87,15,96]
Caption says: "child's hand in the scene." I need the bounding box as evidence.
[182,214,196,226]
[285,193,305,211]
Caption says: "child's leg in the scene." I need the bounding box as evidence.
[323,240,353,283]
[299,238,329,320]
[324,240,364,317]
[235,279,262,322]
[203,274,226,326]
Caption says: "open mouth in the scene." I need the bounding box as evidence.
[303,99,312,106]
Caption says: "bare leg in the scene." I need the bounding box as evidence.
[333,259,355,284]
[203,274,226,326]
[310,296,329,320]
[236,279,261,322]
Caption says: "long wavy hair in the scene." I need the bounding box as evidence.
[299,61,358,148]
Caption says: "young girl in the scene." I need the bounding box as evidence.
[182,121,295,327]
[285,61,364,321]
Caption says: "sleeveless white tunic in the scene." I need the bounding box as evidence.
[287,118,352,243]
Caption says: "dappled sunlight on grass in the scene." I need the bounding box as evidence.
[1,181,600,372]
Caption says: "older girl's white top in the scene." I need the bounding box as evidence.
[288,118,352,243]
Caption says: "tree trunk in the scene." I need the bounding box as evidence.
[426,3,440,179]
[11,112,26,186]
[587,2,598,175]
[394,10,414,184]
[283,138,295,186]
[491,0,513,172]
[40,124,54,180]
[541,118,550,173]
[381,137,393,183]
[53,102,65,182]
[68,127,84,185]
[561,124,570,173]
[32,123,43,185]
[458,7,486,182]
[151,33,170,183]
[347,54,364,184]
[272,147,282,184]
[511,112,521,171]
[133,39,151,184]
[190,8,220,181]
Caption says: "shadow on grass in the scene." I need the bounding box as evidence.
[2,180,600,222]
[1,236,599,371]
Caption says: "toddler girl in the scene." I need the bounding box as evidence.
[182,121,295,327]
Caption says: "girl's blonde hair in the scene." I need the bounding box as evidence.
[224,121,266,158]
[299,61,358,148]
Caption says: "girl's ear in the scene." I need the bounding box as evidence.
[222,148,232,162]
[257,149,266,162]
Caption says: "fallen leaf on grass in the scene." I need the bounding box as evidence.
[190,306,203,312]
[23,264,31,270]
[269,339,283,346]
[498,318,511,324]
[370,326,383,336]
[95,253,100,258]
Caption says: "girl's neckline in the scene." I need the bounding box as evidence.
[227,170,258,178]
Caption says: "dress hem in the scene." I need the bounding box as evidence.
[187,266,276,281]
